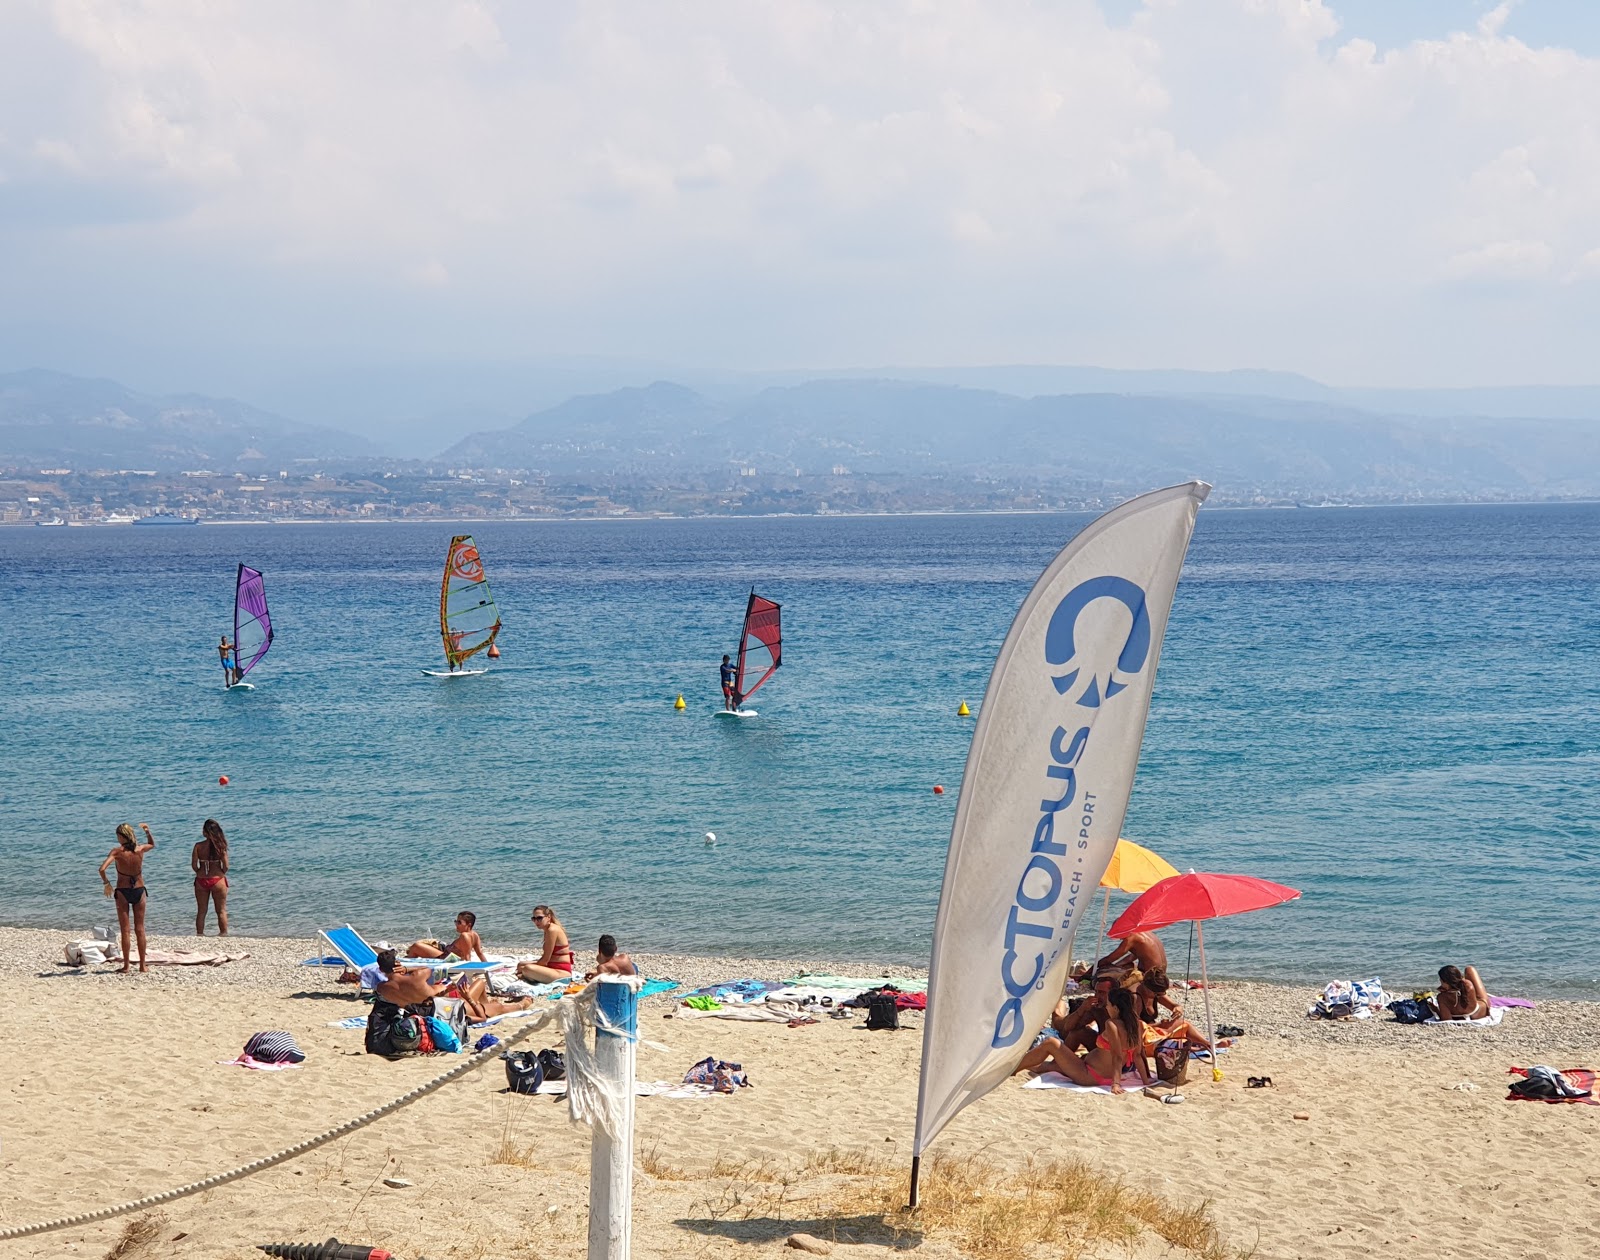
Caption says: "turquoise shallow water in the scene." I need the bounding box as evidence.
[2,505,1598,997]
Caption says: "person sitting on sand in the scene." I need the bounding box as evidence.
[191,818,230,937]
[1013,987,1154,1096]
[584,933,639,980]
[1135,968,1213,1055]
[407,911,488,962]
[1050,973,1114,1052]
[1434,965,1491,1021]
[1094,930,1167,982]
[99,823,156,974]
[517,905,576,983]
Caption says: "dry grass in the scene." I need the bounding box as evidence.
[102,1212,166,1260]
[677,1148,1250,1260]
[487,1108,540,1169]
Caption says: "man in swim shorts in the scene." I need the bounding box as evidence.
[219,636,238,686]
[720,654,738,710]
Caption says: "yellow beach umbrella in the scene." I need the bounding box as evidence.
[1101,838,1180,894]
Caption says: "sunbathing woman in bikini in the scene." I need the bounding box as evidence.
[99,823,155,973]
[1135,968,1214,1052]
[1434,965,1491,1020]
[191,818,230,936]
[516,905,576,983]
[1013,988,1153,1095]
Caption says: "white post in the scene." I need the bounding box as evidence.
[1196,920,1220,1082]
[587,977,638,1260]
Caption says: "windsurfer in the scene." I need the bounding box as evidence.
[218,635,240,686]
[720,654,738,710]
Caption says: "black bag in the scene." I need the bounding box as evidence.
[865,991,899,1031]
[503,1050,545,1094]
[1388,998,1433,1024]
[537,1047,567,1082]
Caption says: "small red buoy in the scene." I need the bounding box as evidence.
[487,644,501,659]
[218,775,230,786]
[932,784,944,795]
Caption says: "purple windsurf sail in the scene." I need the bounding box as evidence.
[234,564,273,681]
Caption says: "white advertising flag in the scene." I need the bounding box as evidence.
[912,481,1210,1180]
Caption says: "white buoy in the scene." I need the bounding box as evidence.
[704,831,717,846]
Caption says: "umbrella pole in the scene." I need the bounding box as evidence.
[1092,888,1111,982]
[1197,920,1220,1082]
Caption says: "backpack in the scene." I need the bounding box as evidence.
[537,1047,566,1082]
[426,1015,460,1053]
[387,1013,423,1055]
[1509,1066,1591,1101]
[504,1050,545,1094]
[865,991,900,1031]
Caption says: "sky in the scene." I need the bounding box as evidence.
[4,0,1600,434]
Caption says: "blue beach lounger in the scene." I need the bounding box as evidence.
[316,924,500,983]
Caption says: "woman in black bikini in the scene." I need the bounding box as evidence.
[99,823,156,973]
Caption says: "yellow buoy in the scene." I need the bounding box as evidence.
[957,701,971,716]
[674,694,686,710]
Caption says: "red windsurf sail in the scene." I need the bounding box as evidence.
[734,591,782,704]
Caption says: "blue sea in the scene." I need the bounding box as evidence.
[2,506,1597,998]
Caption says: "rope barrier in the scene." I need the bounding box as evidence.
[0,1007,563,1243]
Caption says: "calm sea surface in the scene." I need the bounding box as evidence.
[2,506,1598,997]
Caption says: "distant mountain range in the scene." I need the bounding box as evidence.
[0,369,374,471]
[8,365,1600,502]
[440,377,1600,500]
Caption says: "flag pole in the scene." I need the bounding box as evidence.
[908,1155,921,1209]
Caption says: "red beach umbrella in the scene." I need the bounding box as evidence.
[1108,871,1301,1082]
[1108,872,1301,937]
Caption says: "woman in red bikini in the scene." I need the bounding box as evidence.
[516,905,576,983]
[1014,987,1153,1095]
[191,818,230,936]
[99,823,156,973]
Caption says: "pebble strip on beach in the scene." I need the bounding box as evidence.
[8,925,1598,1060]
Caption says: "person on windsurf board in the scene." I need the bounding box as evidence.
[218,636,240,687]
[720,653,739,710]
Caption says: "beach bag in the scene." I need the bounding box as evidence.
[1509,1066,1591,1101]
[503,1050,545,1094]
[1155,1039,1189,1084]
[242,1031,305,1065]
[432,996,470,1046]
[426,1015,460,1053]
[1388,998,1433,1024]
[387,1013,424,1055]
[866,991,900,1031]
[537,1047,566,1082]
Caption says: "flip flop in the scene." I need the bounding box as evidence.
[1246,1076,1274,1089]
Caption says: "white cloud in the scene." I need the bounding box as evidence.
[2,0,1600,384]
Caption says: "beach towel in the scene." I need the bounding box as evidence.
[1507,1067,1599,1105]
[1490,995,1536,1010]
[785,973,929,994]
[673,1002,793,1023]
[531,1079,725,1099]
[638,978,681,999]
[141,949,251,967]
[681,979,785,1005]
[1423,1006,1504,1027]
[1023,1069,1145,1095]
[219,1054,301,1071]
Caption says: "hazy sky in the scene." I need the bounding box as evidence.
[4,0,1600,406]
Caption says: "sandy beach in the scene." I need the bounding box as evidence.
[2,926,1597,1260]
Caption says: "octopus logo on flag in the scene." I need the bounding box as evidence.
[1044,576,1150,709]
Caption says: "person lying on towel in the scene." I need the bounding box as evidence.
[1434,964,1491,1021]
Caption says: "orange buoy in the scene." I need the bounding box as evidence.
[932,784,944,795]
[218,775,230,786]
[487,644,501,658]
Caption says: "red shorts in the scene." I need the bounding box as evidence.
[722,683,734,697]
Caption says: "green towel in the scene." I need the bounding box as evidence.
[685,995,723,1011]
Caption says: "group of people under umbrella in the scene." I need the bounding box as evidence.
[1016,839,1301,1093]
